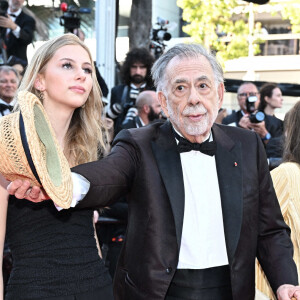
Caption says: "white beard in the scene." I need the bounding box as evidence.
[167,101,218,136]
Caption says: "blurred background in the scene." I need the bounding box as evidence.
[15,0,300,117]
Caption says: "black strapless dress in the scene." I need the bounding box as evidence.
[5,197,112,300]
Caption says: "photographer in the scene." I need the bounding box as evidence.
[222,82,283,158]
[0,0,35,63]
[107,47,155,135]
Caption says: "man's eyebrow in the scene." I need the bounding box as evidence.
[174,78,188,84]
[195,75,210,81]
[173,76,211,84]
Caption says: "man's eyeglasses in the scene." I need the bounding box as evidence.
[238,92,258,97]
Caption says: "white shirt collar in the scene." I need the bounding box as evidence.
[7,8,22,17]
[130,82,146,89]
[172,125,212,142]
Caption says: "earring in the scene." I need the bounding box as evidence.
[37,89,44,102]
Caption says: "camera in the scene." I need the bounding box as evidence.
[246,95,265,123]
[59,2,91,33]
[0,0,8,17]
[249,111,265,123]
[150,17,172,59]
[106,103,123,120]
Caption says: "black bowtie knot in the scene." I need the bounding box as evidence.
[0,103,13,113]
[174,130,217,156]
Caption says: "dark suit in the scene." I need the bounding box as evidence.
[73,121,297,300]
[5,11,35,63]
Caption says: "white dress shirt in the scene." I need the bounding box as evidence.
[176,131,228,269]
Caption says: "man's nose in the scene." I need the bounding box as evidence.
[135,67,144,74]
[187,86,201,105]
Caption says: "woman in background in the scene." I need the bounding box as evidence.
[0,34,113,300]
[258,83,284,117]
[271,100,300,277]
[256,100,300,299]
[258,83,284,160]
[257,83,284,138]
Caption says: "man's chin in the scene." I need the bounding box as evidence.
[131,76,145,85]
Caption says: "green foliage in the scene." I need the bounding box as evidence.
[177,0,263,62]
[279,1,300,33]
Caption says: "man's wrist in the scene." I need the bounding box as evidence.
[262,132,271,141]
[11,23,17,30]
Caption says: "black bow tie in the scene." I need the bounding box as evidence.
[0,103,13,112]
[173,130,217,156]
[9,14,17,18]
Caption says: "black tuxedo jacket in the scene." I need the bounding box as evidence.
[5,11,35,62]
[73,121,297,300]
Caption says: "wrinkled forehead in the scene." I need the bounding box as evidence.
[0,70,18,80]
[164,54,213,82]
[238,83,258,94]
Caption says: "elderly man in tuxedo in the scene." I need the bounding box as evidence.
[8,43,300,300]
[0,0,35,63]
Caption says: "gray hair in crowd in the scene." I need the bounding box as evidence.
[151,43,224,92]
[0,65,20,81]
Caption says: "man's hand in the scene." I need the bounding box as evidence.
[0,16,17,30]
[277,284,300,300]
[238,115,251,129]
[7,179,49,202]
[248,121,268,139]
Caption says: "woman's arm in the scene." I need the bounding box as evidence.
[0,175,9,300]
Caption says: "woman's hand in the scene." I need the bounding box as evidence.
[7,179,49,202]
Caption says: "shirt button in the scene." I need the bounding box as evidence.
[166,267,172,274]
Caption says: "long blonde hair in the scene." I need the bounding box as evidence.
[19,33,108,166]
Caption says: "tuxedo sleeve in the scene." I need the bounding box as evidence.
[256,133,298,292]
[18,14,35,45]
[72,130,139,209]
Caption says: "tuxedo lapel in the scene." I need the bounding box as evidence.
[151,121,184,249]
[212,124,243,264]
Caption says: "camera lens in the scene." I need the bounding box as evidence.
[249,111,265,123]
[106,103,123,119]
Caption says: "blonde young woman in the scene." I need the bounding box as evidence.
[256,101,300,299]
[0,34,113,300]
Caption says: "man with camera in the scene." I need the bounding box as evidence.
[0,0,35,63]
[107,47,155,135]
[222,82,283,154]
[121,90,162,129]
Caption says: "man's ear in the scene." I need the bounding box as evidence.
[157,91,169,118]
[33,74,45,91]
[144,105,150,114]
[217,82,225,110]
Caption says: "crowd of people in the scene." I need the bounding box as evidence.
[0,4,299,300]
